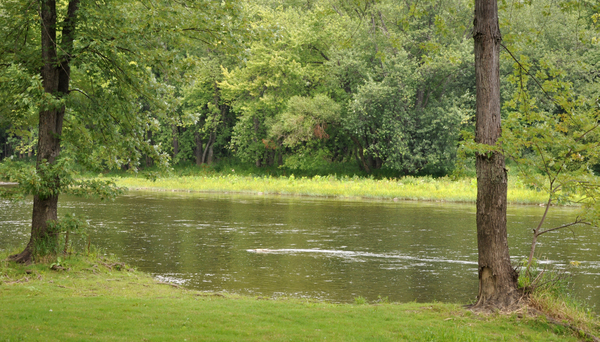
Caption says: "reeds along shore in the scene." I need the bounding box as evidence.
[107,174,551,205]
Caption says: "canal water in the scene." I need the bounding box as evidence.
[1,192,599,309]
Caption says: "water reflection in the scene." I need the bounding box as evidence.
[1,192,598,310]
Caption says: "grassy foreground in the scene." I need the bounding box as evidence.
[103,173,550,204]
[0,253,590,342]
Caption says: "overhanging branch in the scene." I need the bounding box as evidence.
[537,219,591,237]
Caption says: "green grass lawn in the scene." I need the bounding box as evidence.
[0,253,589,341]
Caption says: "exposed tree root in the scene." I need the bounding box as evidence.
[7,249,33,265]
[466,290,525,314]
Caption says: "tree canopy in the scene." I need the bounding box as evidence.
[3,0,597,178]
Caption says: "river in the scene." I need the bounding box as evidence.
[1,191,599,310]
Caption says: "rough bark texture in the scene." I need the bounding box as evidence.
[472,0,519,309]
[10,0,79,263]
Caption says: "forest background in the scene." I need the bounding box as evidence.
[1,0,599,180]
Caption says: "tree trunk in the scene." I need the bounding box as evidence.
[172,125,179,161]
[201,132,215,165]
[194,131,203,166]
[206,144,215,165]
[350,136,370,173]
[375,156,383,170]
[145,130,153,167]
[472,0,519,309]
[10,0,80,263]
[367,154,375,170]
[253,116,261,168]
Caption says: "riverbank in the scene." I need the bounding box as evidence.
[102,174,551,205]
[0,253,590,341]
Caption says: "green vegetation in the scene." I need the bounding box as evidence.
[1,0,599,329]
[105,172,552,204]
[1,251,596,342]
[516,259,600,339]
[2,0,598,177]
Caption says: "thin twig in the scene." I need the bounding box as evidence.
[538,220,590,236]
[500,43,558,107]
[69,88,92,101]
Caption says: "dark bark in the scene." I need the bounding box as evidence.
[472,0,519,309]
[172,125,179,160]
[375,156,382,169]
[415,88,424,109]
[253,116,261,167]
[266,150,274,166]
[194,131,203,166]
[10,0,80,263]
[350,136,370,173]
[367,154,374,170]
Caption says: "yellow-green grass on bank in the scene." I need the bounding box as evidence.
[0,252,590,341]
[105,174,550,204]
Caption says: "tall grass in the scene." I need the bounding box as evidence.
[518,260,599,333]
[101,173,550,204]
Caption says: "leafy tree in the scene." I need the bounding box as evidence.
[502,62,600,275]
[325,0,475,174]
[345,53,469,174]
[181,52,238,166]
[269,94,341,170]
[0,0,242,263]
[497,0,600,278]
[220,3,344,167]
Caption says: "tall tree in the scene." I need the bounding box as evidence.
[1,0,242,263]
[7,0,81,263]
[472,0,518,309]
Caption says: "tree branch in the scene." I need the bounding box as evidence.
[532,141,554,187]
[537,220,591,237]
[69,88,92,101]
[309,45,330,61]
[331,4,343,16]
[500,43,558,107]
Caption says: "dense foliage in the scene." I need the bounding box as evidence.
[0,0,598,178]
